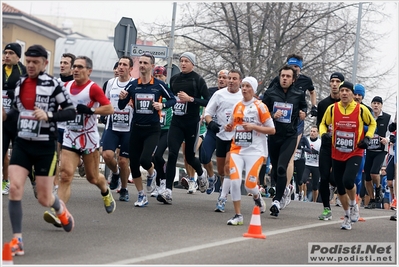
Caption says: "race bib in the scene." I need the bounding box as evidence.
[335,130,355,153]
[173,99,188,116]
[368,133,381,150]
[112,110,130,130]
[306,153,318,164]
[160,111,166,127]
[294,149,302,161]
[66,114,84,131]
[17,110,41,137]
[2,91,12,113]
[273,102,293,123]
[135,93,154,114]
[234,126,253,147]
[225,109,232,123]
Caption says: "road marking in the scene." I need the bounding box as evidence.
[107,215,390,265]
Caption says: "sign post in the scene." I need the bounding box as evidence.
[114,17,137,58]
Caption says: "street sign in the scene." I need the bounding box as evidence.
[114,17,137,58]
[130,45,168,59]
[164,63,181,79]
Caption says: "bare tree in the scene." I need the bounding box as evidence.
[148,3,389,82]
[143,2,396,126]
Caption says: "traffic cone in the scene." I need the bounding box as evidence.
[340,195,365,222]
[2,243,13,265]
[243,206,266,239]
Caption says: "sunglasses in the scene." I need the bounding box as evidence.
[72,65,87,70]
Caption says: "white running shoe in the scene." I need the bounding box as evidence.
[350,204,359,223]
[150,187,159,198]
[157,188,172,204]
[2,181,10,195]
[188,178,198,194]
[197,168,208,193]
[270,200,280,217]
[215,196,227,212]
[227,214,243,226]
[286,184,294,207]
[341,215,352,230]
[280,186,290,210]
[134,194,149,207]
[329,185,336,201]
[158,179,166,194]
[146,170,157,194]
[206,175,217,195]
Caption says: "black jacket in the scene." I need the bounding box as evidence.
[262,83,307,138]
[3,61,26,100]
[316,95,340,129]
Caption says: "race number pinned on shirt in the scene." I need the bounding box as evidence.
[368,134,381,150]
[294,149,302,160]
[66,114,84,131]
[234,125,253,146]
[225,109,232,123]
[335,130,355,153]
[17,110,41,137]
[173,98,188,116]
[306,153,318,165]
[273,102,293,123]
[112,110,131,130]
[2,91,12,113]
[160,111,166,127]
[135,93,155,114]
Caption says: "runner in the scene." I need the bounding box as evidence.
[7,44,76,256]
[224,76,275,225]
[319,81,376,230]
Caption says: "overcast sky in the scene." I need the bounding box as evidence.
[5,1,178,26]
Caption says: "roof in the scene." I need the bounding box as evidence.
[54,37,119,71]
[2,2,66,38]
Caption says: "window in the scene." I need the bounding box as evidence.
[16,40,25,64]
[46,50,52,74]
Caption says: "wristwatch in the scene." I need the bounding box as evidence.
[189,97,194,102]
[47,111,53,122]
[91,107,96,114]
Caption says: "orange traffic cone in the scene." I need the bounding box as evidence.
[243,206,266,239]
[340,195,365,222]
[2,243,13,265]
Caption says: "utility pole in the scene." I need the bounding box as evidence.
[166,2,177,84]
[352,2,363,83]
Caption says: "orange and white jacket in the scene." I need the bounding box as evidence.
[228,97,274,157]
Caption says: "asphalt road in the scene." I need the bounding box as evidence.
[2,175,397,266]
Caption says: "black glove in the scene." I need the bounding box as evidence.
[311,148,319,155]
[6,90,15,100]
[99,115,107,124]
[207,120,220,134]
[389,134,396,144]
[321,133,332,147]
[310,106,318,117]
[357,136,371,149]
[76,104,94,115]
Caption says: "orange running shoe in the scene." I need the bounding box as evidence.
[9,237,24,256]
[57,200,74,232]
[390,198,396,210]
